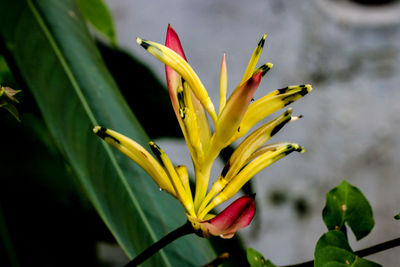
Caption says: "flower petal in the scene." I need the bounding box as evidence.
[190,195,256,238]
[212,71,262,152]
[149,141,195,216]
[199,109,299,211]
[222,109,298,181]
[240,34,267,86]
[175,165,193,203]
[164,26,211,164]
[165,25,187,121]
[218,53,228,117]
[93,126,176,196]
[200,143,304,217]
[216,143,304,206]
[234,84,312,140]
[136,37,218,124]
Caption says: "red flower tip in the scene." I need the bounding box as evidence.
[165,25,187,61]
[199,195,256,239]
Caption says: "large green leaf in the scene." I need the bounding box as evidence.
[76,0,116,45]
[0,0,216,266]
[322,180,374,240]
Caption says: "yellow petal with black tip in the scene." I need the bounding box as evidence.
[136,37,217,124]
[93,126,176,196]
[199,143,304,218]
[233,84,312,141]
[199,110,297,211]
[149,141,195,216]
[253,62,273,77]
[239,34,267,86]
[223,109,297,181]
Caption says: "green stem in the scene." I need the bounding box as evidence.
[193,163,213,212]
[282,237,400,267]
[125,220,195,267]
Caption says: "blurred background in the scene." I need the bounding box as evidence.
[104,0,400,265]
[1,0,400,266]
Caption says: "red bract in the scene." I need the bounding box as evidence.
[189,195,256,239]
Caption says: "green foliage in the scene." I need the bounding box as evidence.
[0,0,217,266]
[0,56,20,120]
[76,0,116,45]
[0,55,15,84]
[314,230,381,267]
[323,180,374,240]
[0,86,21,121]
[316,181,381,267]
[246,248,276,267]
[395,213,400,220]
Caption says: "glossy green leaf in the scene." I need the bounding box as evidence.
[395,213,400,220]
[246,248,276,267]
[76,0,116,45]
[322,180,374,240]
[0,0,216,266]
[314,231,381,267]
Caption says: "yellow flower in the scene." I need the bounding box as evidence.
[94,25,311,238]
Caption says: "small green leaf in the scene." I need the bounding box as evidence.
[246,248,276,267]
[323,180,374,240]
[314,231,381,267]
[76,0,116,45]
[395,213,400,220]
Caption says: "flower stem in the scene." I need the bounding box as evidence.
[125,220,195,267]
[282,237,400,267]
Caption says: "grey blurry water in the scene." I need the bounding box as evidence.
[105,0,400,265]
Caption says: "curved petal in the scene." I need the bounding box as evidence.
[149,141,195,216]
[165,24,187,118]
[218,53,227,116]
[93,126,176,196]
[239,34,266,86]
[136,37,217,124]
[199,143,304,218]
[234,84,312,140]
[212,71,262,152]
[165,26,211,164]
[212,143,304,210]
[199,109,299,212]
[189,195,256,238]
